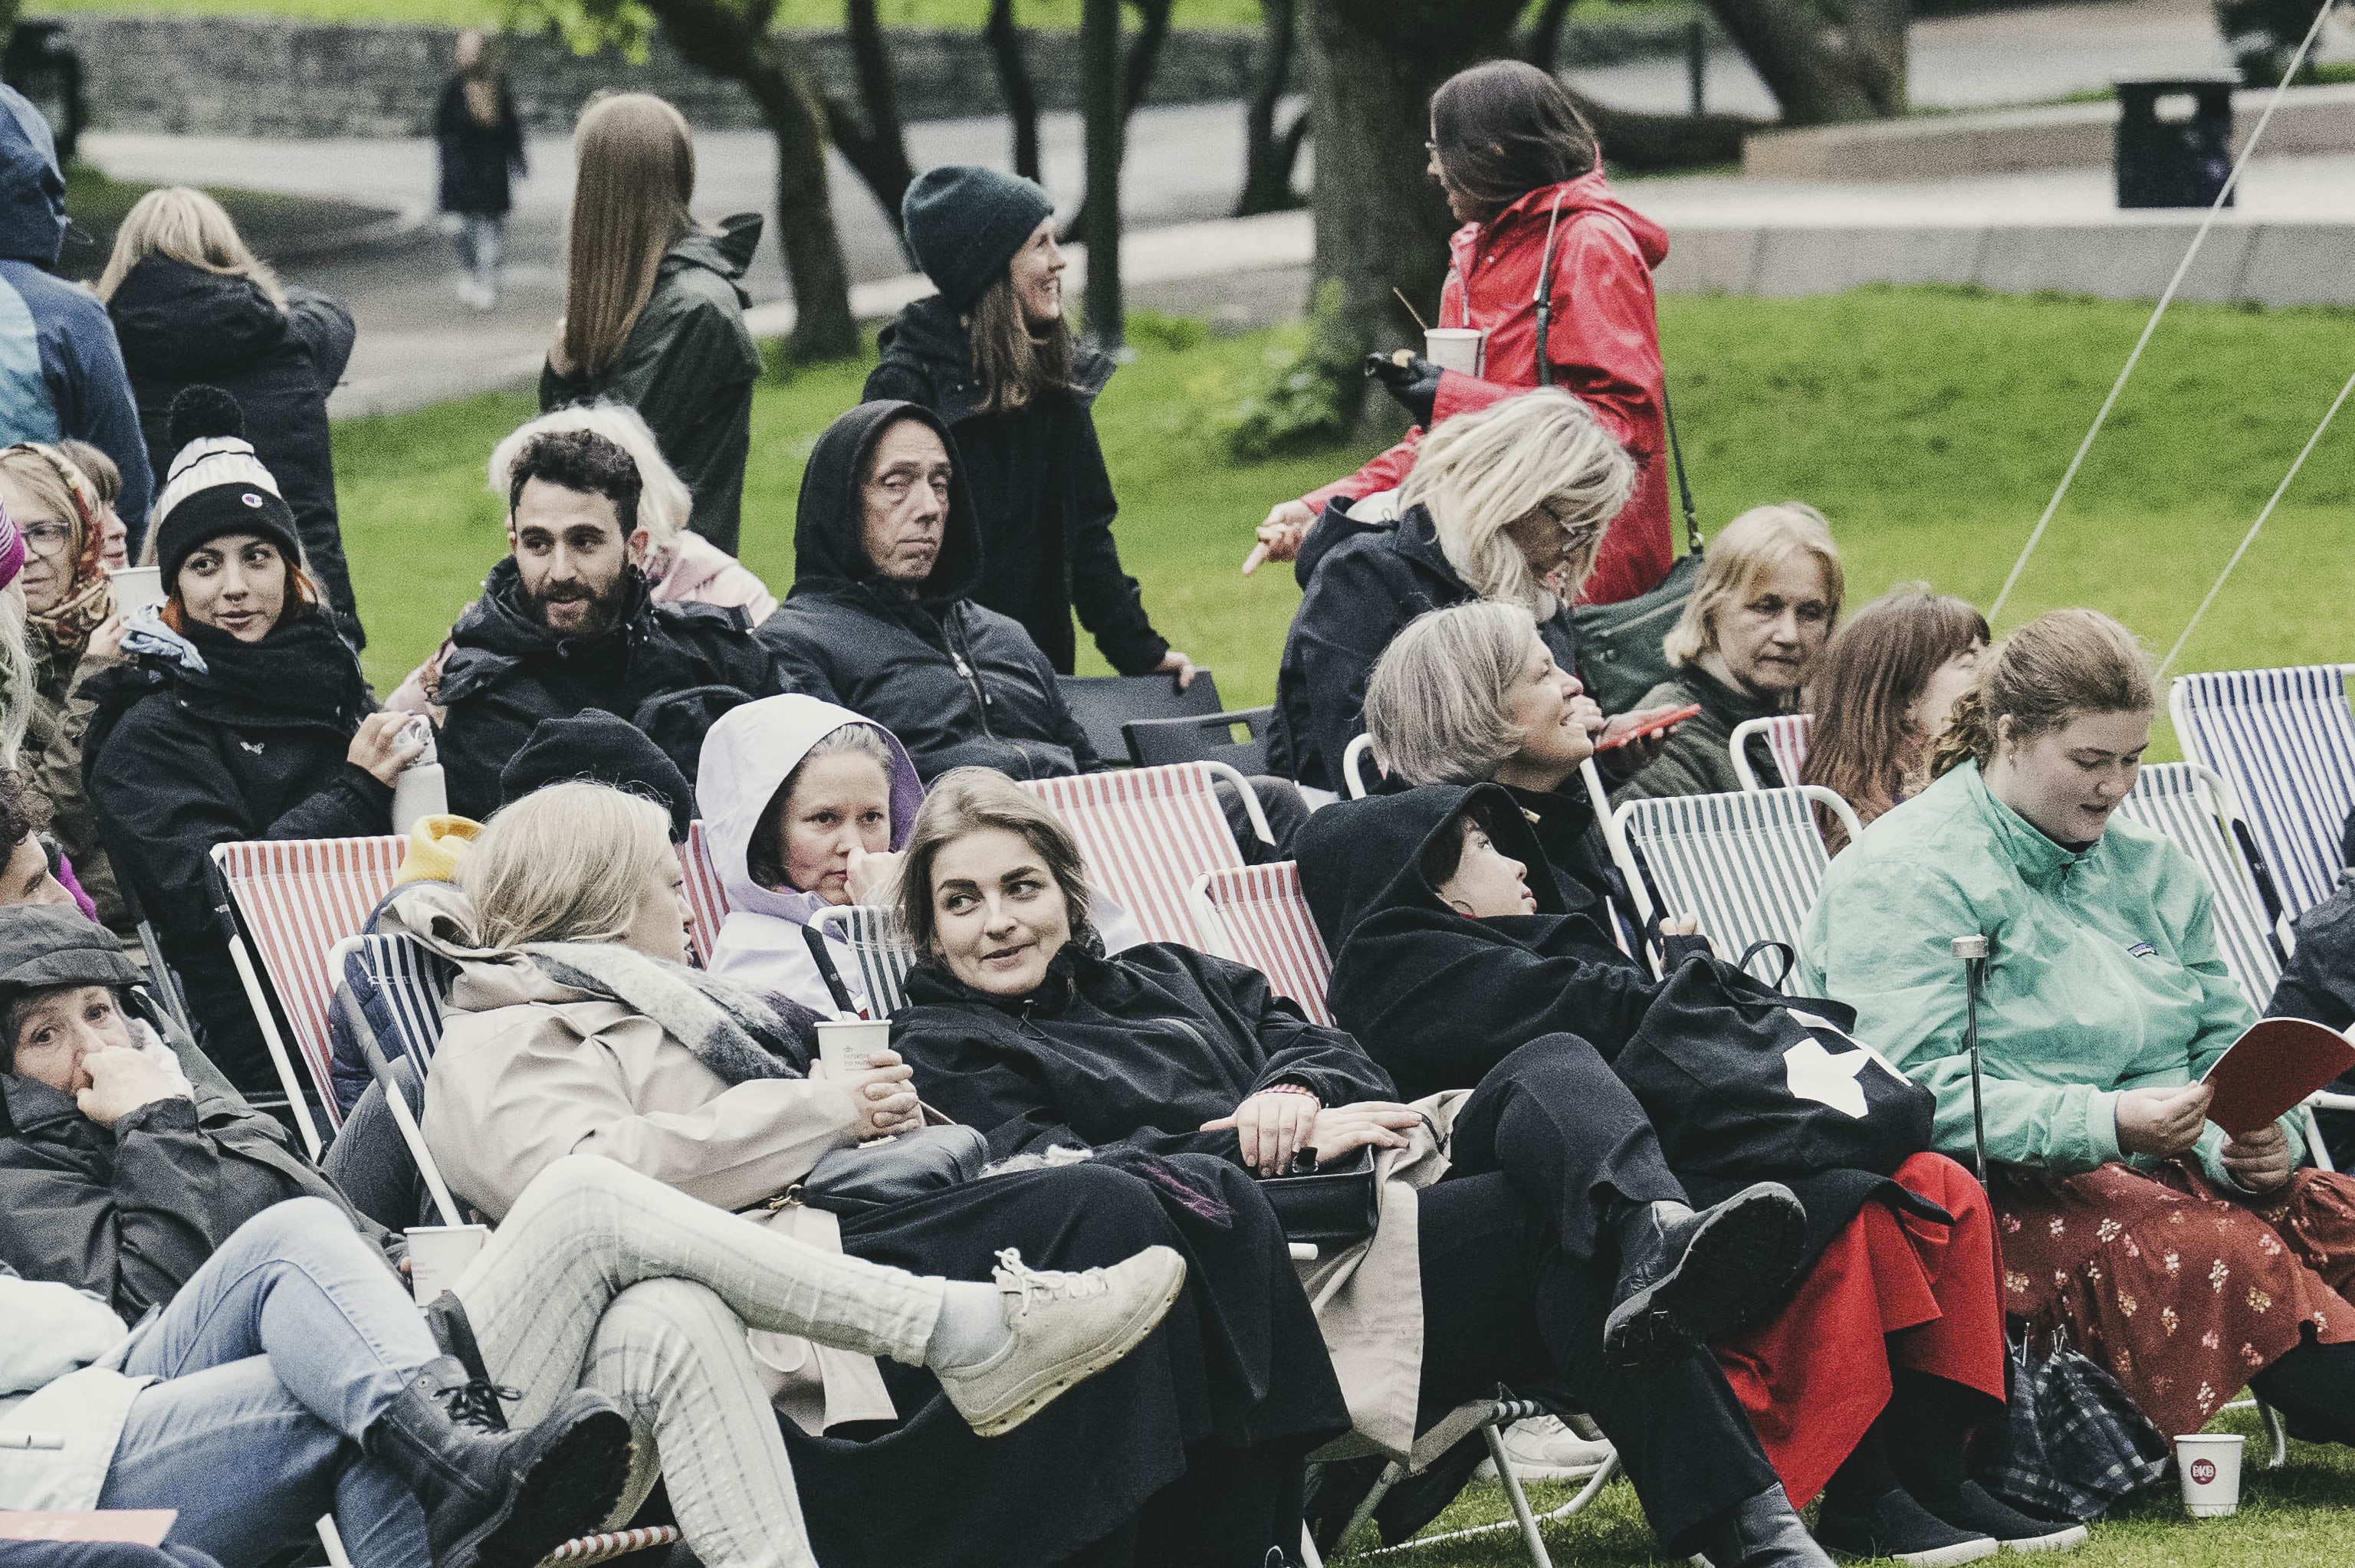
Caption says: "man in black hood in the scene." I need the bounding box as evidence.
[435,425,777,817]
[756,399,1102,782]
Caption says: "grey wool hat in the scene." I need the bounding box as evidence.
[901,165,1056,313]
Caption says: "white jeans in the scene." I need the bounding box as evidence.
[453,1155,944,1568]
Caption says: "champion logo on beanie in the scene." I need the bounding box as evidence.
[150,385,307,593]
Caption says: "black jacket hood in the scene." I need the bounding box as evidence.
[1297,782,1566,952]
[109,255,290,381]
[0,87,64,269]
[790,399,984,605]
[666,213,761,296]
[0,904,143,1003]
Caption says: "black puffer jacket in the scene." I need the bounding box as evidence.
[892,940,1396,1163]
[1267,498,1581,792]
[435,556,776,819]
[107,254,362,644]
[435,72,525,216]
[82,612,389,1091]
[755,399,1101,782]
[863,297,1167,677]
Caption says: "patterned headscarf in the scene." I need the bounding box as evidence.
[9,444,111,658]
[0,495,21,592]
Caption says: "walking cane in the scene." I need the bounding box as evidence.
[1951,936,1992,1183]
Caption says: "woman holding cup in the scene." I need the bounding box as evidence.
[1250,58,1676,612]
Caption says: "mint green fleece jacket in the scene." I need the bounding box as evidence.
[1797,760,2302,1186]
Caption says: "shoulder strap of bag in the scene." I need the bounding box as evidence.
[802,923,861,1016]
[1733,939,1797,993]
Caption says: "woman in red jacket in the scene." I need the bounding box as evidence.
[1250,60,1675,610]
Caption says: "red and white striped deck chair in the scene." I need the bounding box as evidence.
[1729,713,1813,793]
[1021,762,1272,947]
[681,821,730,966]
[211,835,406,1159]
[1187,861,1336,1025]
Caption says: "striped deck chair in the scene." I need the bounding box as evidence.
[2114,763,2286,1012]
[1729,713,1814,793]
[2171,665,2355,923]
[1610,787,1861,982]
[211,835,407,1158]
[327,931,465,1225]
[1020,763,1270,946]
[320,1507,680,1568]
[681,822,730,966]
[1187,862,1336,1025]
[1342,734,1377,800]
[807,904,919,1017]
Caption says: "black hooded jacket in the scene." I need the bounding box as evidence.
[892,940,1396,1164]
[1296,784,1676,1103]
[1267,499,1581,791]
[436,555,776,819]
[107,254,362,641]
[863,296,1168,677]
[754,399,1102,782]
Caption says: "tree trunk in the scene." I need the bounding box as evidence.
[821,0,918,251]
[1080,0,1124,349]
[1237,0,1308,215]
[1519,0,1575,73]
[1707,0,1908,124]
[984,0,1043,181]
[1064,0,1176,238]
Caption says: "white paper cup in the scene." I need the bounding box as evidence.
[107,565,166,617]
[2176,1432,2245,1517]
[818,1018,892,1078]
[1424,327,1485,376]
[406,1223,490,1305]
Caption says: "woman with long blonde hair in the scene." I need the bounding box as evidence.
[100,185,363,645]
[541,93,761,554]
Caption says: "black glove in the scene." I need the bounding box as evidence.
[1363,351,1444,427]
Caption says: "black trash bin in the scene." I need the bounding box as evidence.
[2114,76,2236,209]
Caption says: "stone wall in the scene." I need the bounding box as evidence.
[54,12,1697,139]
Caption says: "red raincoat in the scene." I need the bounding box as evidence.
[1299,172,1675,609]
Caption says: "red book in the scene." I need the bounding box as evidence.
[2200,1017,2355,1137]
[0,1511,178,1545]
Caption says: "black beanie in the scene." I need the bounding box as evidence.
[150,385,306,592]
[499,709,695,842]
[901,165,1056,313]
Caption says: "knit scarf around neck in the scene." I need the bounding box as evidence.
[29,533,111,662]
[521,940,816,1085]
[175,611,369,726]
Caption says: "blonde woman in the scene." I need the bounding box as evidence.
[1268,388,1677,792]
[542,93,760,554]
[1611,502,1844,803]
[98,186,361,645]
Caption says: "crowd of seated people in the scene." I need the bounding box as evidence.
[7,57,2353,1568]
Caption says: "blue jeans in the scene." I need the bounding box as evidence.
[94,1198,436,1568]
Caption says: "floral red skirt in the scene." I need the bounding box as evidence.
[1993,1160,2355,1438]
[1715,1152,2009,1507]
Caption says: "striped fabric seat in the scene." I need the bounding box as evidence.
[1187,862,1336,1026]
[1021,763,1264,946]
[2114,762,2285,1012]
[1729,713,1814,793]
[681,821,730,966]
[1611,788,1855,981]
[2171,665,2355,923]
[211,835,407,1153]
[808,904,919,1018]
[536,1527,682,1567]
[333,932,455,1081]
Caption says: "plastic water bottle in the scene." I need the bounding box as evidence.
[391,719,448,836]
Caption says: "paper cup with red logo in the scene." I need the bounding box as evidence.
[2176,1432,2244,1517]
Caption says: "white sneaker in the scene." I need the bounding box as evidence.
[1473,1415,1616,1481]
[935,1245,1187,1437]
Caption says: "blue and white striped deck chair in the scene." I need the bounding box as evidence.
[808,905,919,1018]
[1610,786,1861,984]
[327,932,462,1225]
[2171,665,2355,924]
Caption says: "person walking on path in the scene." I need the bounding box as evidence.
[540,93,760,555]
[435,28,527,313]
[98,188,365,647]
[868,166,1191,684]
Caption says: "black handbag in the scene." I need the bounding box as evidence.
[791,1124,989,1219]
[1611,953,1936,1189]
[1256,1146,1380,1248]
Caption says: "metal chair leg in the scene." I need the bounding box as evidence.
[1482,1422,1557,1568]
[1335,1458,1406,1554]
[1299,1520,1324,1568]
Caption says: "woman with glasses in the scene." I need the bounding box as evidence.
[1611,504,1844,804]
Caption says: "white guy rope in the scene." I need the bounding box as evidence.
[2157,362,2355,678]
[1987,0,2343,623]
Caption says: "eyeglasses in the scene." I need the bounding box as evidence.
[20,520,71,556]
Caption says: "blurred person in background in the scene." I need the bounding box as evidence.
[1802,584,1988,855]
[435,28,527,312]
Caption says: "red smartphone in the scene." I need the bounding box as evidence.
[1592,703,1703,753]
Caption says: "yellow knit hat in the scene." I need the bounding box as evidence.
[392,814,483,886]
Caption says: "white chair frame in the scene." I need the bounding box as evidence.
[1342,734,1377,800]
[1728,713,1814,794]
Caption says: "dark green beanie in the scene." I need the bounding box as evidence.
[902,166,1056,313]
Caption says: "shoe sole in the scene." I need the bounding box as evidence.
[1604,1184,1808,1366]
[458,1395,636,1568]
[1827,1538,2000,1568]
[961,1254,1189,1438]
[2001,1524,2090,1553]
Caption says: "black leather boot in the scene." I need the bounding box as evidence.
[1601,1182,1806,1365]
[365,1354,634,1568]
[1687,1484,1837,1568]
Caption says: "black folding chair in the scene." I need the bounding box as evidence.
[1056,671,1224,766]
[1124,705,1276,775]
